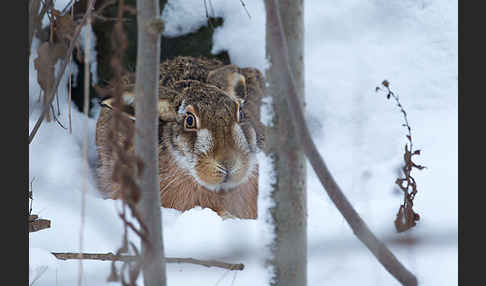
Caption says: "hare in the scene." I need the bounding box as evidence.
[95,57,265,219]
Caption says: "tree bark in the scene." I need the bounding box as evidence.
[265,0,418,284]
[265,1,307,285]
[134,0,166,285]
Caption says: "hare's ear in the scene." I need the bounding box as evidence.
[157,99,178,121]
[207,65,247,101]
[158,86,182,121]
[101,89,179,122]
[100,92,136,121]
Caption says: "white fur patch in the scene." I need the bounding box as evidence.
[177,99,186,115]
[247,127,257,152]
[232,124,249,152]
[194,129,213,154]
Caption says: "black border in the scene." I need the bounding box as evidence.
[459,1,482,285]
[2,0,28,284]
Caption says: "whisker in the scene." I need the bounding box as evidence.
[160,176,179,193]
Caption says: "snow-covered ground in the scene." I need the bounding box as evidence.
[29,0,457,285]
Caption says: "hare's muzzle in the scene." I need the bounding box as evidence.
[193,147,254,192]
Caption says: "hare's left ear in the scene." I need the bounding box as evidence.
[207,65,247,101]
[101,89,179,122]
[100,92,136,121]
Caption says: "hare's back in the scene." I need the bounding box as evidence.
[159,56,225,88]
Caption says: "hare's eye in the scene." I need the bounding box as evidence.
[236,102,244,123]
[238,107,244,122]
[184,113,197,130]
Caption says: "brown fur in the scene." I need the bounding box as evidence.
[158,145,258,219]
[95,56,264,219]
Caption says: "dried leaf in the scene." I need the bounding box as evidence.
[34,42,56,94]
[394,204,418,233]
[34,41,68,92]
[53,9,76,42]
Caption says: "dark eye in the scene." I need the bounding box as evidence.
[184,113,197,130]
[238,107,244,121]
[236,101,244,123]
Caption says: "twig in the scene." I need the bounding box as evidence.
[167,257,244,271]
[376,81,424,233]
[29,177,36,216]
[29,216,51,233]
[51,252,245,271]
[50,103,68,129]
[78,2,94,286]
[68,4,74,134]
[265,1,418,285]
[29,0,42,59]
[29,0,98,144]
[239,0,251,19]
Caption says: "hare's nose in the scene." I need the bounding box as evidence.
[215,164,230,183]
[221,157,237,172]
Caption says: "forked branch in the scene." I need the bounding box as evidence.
[265,1,418,285]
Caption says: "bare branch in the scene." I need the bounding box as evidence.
[78,3,94,285]
[29,215,51,233]
[166,257,244,271]
[51,252,244,271]
[265,1,418,285]
[68,4,74,134]
[134,0,167,284]
[239,0,251,19]
[29,0,42,58]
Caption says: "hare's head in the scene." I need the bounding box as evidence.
[163,78,259,192]
[101,67,262,193]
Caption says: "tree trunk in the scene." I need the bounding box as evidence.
[265,1,307,285]
[134,0,166,285]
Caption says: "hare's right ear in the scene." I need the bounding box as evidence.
[207,65,247,101]
[100,92,136,121]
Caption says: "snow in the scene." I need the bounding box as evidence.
[29,0,457,285]
[161,0,267,71]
